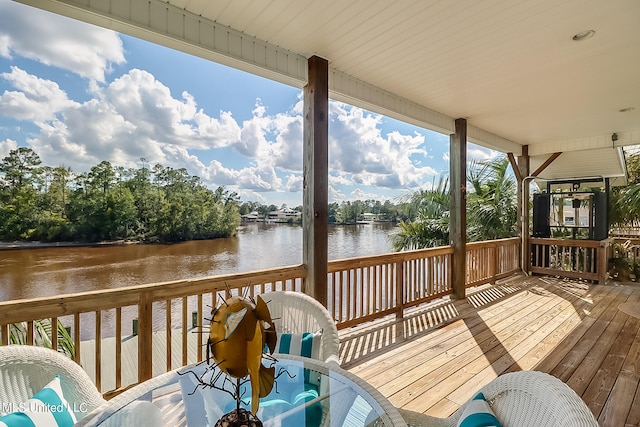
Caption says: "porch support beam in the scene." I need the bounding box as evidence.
[518,146,531,272]
[450,118,467,299]
[303,56,329,306]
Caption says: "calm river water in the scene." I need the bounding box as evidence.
[0,222,397,301]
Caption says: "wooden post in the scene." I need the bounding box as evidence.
[395,260,405,320]
[137,291,153,383]
[303,56,329,306]
[450,118,467,299]
[598,239,610,285]
[518,146,530,273]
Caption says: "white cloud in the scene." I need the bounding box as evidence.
[329,185,345,203]
[0,67,77,122]
[205,159,282,192]
[0,138,17,158]
[468,146,498,162]
[328,102,436,189]
[350,188,367,200]
[0,66,443,203]
[270,114,303,171]
[329,172,352,186]
[239,190,268,204]
[0,1,125,82]
[13,68,246,172]
[238,164,281,191]
[285,174,303,192]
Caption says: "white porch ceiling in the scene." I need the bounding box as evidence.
[16,0,640,183]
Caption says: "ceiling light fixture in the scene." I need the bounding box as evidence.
[572,30,596,41]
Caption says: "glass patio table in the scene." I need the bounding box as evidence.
[78,355,407,427]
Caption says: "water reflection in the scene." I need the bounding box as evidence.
[0,222,396,301]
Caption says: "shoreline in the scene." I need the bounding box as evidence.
[0,240,141,251]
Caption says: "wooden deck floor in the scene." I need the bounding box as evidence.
[340,274,640,427]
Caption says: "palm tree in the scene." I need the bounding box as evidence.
[610,150,640,227]
[392,176,450,250]
[466,156,517,241]
[8,319,75,357]
[392,156,517,251]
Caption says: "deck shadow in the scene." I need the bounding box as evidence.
[339,274,535,369]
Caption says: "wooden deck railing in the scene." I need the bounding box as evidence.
[0,266,306,396]
[466,237,520,287]
[328,246,453,329]
[530,237,611,284]
[0,238,520,396]
[327,237,521,329]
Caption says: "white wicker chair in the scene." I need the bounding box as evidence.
[76,355,407,427]
[264,291,340,365]
[399,370,599,427]
[0,345,106,421]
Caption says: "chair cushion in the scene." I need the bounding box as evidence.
[0,375,77,427]
[276,332,322,360]
[457,392,502,427]
[228,380,322,427]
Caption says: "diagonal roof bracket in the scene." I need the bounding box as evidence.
[532,152,562,177]
[507,152,523,182]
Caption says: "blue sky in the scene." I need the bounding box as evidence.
[0,0,497,207]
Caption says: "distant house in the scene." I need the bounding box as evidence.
[241,211,260,222]
[357,212,377,224]
[267,208,301,222]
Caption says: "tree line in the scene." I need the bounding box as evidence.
[0,147,518,245]
[0,148,240,243]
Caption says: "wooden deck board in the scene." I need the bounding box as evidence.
[340,274,640,427]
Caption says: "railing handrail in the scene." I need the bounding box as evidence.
[0,265,307,325]
[530,236,602,248]
[328,246,453,271]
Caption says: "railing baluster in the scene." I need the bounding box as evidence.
[182,297,188,366]
[74,313,80,363]
[197,294,203,361]
[51,316,58,351]
[27,321,34,345]
[95,310,102,392]
[115,307,122,390]
[396,260,404,319]
[166,299,172,371]
[1,324,8,345]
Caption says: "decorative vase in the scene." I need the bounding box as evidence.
[214,408,263,427]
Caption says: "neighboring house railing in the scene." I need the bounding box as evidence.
[610,226,640,238]
[0,238,521,397]
[530,237,611,284]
